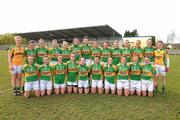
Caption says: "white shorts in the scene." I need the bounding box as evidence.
[105,80,116,91]
[67,81,78,86]
[11,65,22,74]
[155,64,166,76]
[78,80,89,88]
[40,80,52,90]
[85,59,91,66]
[141,80,154,92]
[117,80,129,89]
[92,80,103,88]
[130,80,141,92]
[24,81,40,91]
[49,61,58,67]
[54,83,66,89]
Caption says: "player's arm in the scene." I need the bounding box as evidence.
[165,50,170,72]
[8,48,13,70]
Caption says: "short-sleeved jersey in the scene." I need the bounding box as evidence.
[8,46,25,66]
[132,47,144,62]
[49,47,62,61]
[101,48,111,63]
[104,64,117,84]
[53,63,66,84]
[89,63,103,80]
[61,48,71,63]
[39,64,53,81]
[91,47,101,60]
[22,64,38,82]
[70,45,81,62]
[154,49,169,66]
[141,64,155,80]
[117,63,130,80]
[143,46,155,62]
[130,63,142,80]
[66,61,78,82]
[35,47,49,65]
[121,47,132,63]
[77,64,89,80]
[112,48,122,65]
[24,48,36,58]
[81,44,91,59]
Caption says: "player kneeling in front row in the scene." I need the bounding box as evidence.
[53,56,66,95]
[130,56,142,96]
[66,54,78,93]
[104,58,117,95]
[22,56,40,98]
[77,58,89,94]
[89,57,103,94]
[39,56,53,96]
[117,56,130,96]
[141,57,155,97]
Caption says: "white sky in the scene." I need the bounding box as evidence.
[0,0,180,42]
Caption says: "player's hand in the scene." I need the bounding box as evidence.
[9,65,13,71]
[165,67,169,72]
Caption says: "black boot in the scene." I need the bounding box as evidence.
[13,88,18,96]
[162,86,166,96]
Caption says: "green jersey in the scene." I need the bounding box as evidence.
[112,48,122,65]
[144,47,155,62]
[132,47,144,62]
[101,48,111,63]
[35,47,49,65]
[141,64,155,80]
[104,64,117,84]
[77,64,89,80]
[67,61,78,82]
[81,44,91,59]
[121,48,132,62]
[91,47,101,60]
[70,45,81,62]
[117,63,130,80]
[24,48,36,63]
[22,64,38,82]
[39,64,53,81]
[89,63,103,80]
[61,48,70,63]
[130,63,142,81]
[49,47,62,61]
[53,63,67,84]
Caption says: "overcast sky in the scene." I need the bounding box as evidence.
[0,0,179,42]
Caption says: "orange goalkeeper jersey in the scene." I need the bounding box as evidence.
[8,46,25,66]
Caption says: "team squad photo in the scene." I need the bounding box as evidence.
[8,35,170,98]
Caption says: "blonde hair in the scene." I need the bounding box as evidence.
[14,36,22,40]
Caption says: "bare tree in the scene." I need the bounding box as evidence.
[167,31,176,48]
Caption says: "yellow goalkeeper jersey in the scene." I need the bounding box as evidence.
[154,49,169,66]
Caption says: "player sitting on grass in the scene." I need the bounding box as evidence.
[104,58,117,95]
[154,41,170,96]
[66,54,78,93]
[53,55,67,95]
[39,56,53,96]
[117,56,130,96]
[22,56,40,98]
[89,57,103,94]
[77,57,89,94]
[130,56,142,96]
[141,57,156,97]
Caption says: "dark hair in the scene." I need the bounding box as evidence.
[157,40,164,44]
[28,40,35,44]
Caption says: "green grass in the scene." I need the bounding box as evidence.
[0,51,180,120]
